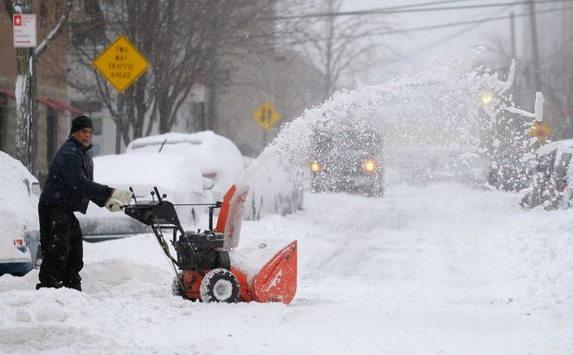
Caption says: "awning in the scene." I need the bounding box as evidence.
[0,87,15,99]
[0,86,83,116]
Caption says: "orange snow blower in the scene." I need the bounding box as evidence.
[123,185,297,303]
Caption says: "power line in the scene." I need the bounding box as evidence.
[274,0,573,20]
[283,4,571,71]
[284,5,568,43]
[365,5,573,68]
[357,5,568,37]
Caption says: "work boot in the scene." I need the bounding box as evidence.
[35,281,62,290]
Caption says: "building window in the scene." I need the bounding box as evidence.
[46,108,58,162]
[92,117,102,136]
[91,143,100,157]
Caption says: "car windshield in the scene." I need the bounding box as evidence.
[314,130,382,155]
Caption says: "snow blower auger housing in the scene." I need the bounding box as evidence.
[123,185,297,304]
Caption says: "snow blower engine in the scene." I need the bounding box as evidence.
[123,185,297,304]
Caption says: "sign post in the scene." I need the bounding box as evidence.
[94,35,149,153]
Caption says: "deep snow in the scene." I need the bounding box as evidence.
[0,182,572,355]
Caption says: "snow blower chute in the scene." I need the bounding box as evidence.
[123,184,297,304]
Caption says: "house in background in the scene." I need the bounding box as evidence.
[0,1,83,178]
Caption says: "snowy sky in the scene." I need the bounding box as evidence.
[338,0,567,83]
[344,0,514,62]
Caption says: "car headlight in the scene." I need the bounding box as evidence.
[311,161,320,173]
[364,159,376,173]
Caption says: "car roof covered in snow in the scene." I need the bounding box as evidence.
[125,131,244,176]
[93,152,205,194]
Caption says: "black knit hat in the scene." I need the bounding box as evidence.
[70,115,93,134]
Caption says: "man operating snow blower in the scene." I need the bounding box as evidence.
[36,115,133,292]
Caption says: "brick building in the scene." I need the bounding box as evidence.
[0,1,81,177]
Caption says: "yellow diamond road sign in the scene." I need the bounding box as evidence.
[93,35,149,92]
[253,102,280,131]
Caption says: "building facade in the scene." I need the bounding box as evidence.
[0,1,82,177]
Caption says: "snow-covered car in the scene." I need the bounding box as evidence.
[310,129,384,196]
[520,139,573,210]
[242,156,304,220]
[125,131,244,203]
[487,152,530,192]
[0,151,42,276]
[76,152,213,242]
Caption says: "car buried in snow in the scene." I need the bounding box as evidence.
[125,131,244,204]
[76,152,213,242]
[309,129,384,196]
[520,139,573,210]
[242,156,304,220]
[487,152,530,192]
[0,151,42,277]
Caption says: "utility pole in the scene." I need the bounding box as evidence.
[115,93,124,154]
[323,0,335,102]
[528,0,542,91]
[510,11,520,104]
[9,0,38,174]
[5,0,72,175]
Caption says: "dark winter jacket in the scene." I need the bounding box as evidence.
[40,136,113,214]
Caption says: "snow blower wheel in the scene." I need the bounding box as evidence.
[200,268,240,303]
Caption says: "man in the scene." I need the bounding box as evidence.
[36,115,133,291]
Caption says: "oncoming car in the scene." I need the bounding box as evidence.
[0,151,41,276]
[310,129,384,196]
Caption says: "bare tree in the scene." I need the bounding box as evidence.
[484,30,573,141]
[279,0,396,101]
[69,0,278,146]
[3,0,72,174]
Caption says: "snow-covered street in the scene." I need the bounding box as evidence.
[1,182,571,355]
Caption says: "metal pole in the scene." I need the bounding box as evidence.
[510,12,516,61]
[115,92,124,154]
[528,0,542,91]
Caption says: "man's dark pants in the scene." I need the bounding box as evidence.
[37,202,83,291]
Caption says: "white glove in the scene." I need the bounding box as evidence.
[111,188,133,205]
[105,198,123,212]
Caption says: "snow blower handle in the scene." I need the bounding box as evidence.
[129,186,137,203]
[153,186,167,203]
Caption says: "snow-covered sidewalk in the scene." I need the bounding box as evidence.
[1,183,571,355]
